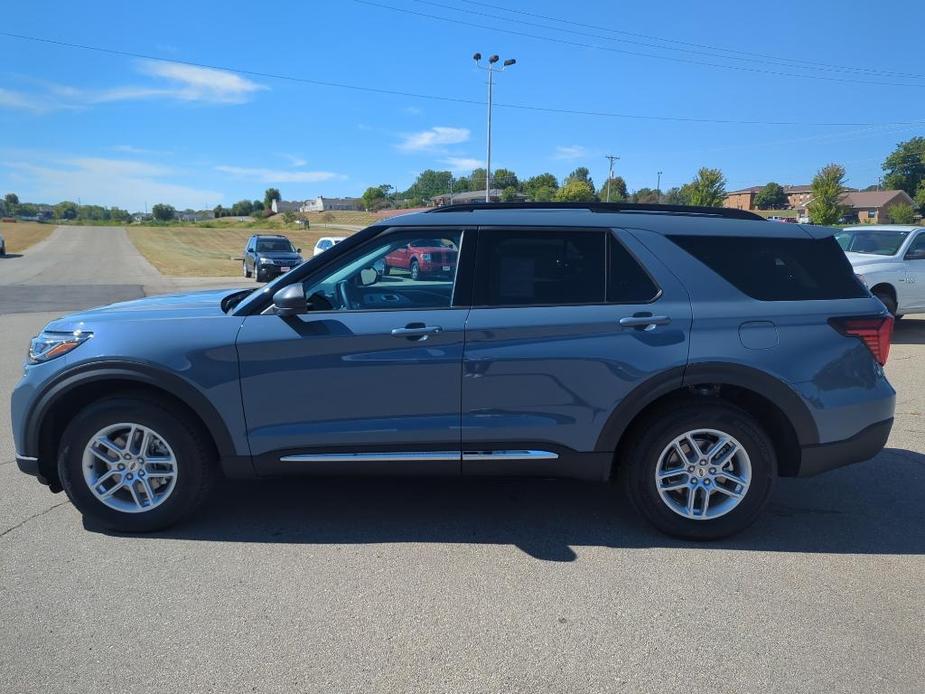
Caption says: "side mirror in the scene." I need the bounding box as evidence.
[359,268,378,286]
[906,248,925,260]
[272,284,307,316]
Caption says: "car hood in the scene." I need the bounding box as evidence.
[845,252,898,268]
[257,252,302,261]
[43,288,248,331]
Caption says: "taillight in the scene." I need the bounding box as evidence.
[829,315,894,366]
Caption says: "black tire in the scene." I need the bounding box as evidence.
[57,395,217,532]
[619,401,777,540]
[410,259,421,281]
[243,261,252,278]
[873,289,897,317]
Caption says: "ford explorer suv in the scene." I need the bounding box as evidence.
[835,225,925,317]
[12,203,896,540]
[242,234,303,282]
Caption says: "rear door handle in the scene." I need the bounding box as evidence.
[391,325,443,339]
[619,315,671,329]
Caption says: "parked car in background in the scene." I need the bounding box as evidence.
[836,225,925,317]
[313,236,346,257]
[243,234,303,282]
[12,202,896,540]
[0,227,5,256]
[383,237,458,280]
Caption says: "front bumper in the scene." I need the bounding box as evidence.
[798,417,893,476]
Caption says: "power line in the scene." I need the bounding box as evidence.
[416,0,925,80]
[355,0,925,89]
[456,0,925,81]
[1,31,923,128]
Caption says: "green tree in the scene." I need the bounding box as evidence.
[566,167,595,194]
[252,200,265,212]
[632,187,660,204]
[882,137,925,196]
[452,176,470,193]
[54,200,79,220]
[469,168,488,192]
[282,211,296,224]
[492,168,519,190]
[4,193,19,208]
[500,185,519,202]
[151,203,176,222]
[362,185,388,211]
[522,173,558,200]
[915,182,925,214]
[888,202,915,224]
[405,169,454,201]
[663,186,687,205]
[555,179,596,202]
[808,163,847,225]
[231,199,255,216]
[685,168,726,207]
[598,176,628,202]
[213,204,227,218]
[263,188,281,210]
[754,182,788,209]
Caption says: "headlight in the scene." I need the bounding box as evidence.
[28,330,92,364]
[259,257,273,264]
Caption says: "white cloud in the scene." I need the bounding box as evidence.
[278,154,308,168]
[441,157,483,173]
[111,144,171,155]
[0,61,265,113]
[215,165,346,183]
[397,126,470,152]
[554,145,589,160]
[2,157,222,211]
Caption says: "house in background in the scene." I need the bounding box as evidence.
[430,189,529,206]
[299,196,363,213]
[176,209,214,222]
[811,190,915,224]
[724,184,830,211]
[271,199,303,214]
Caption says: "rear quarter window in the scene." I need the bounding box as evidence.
[668,235,867,301]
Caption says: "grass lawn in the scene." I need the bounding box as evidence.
[127,226,354,277]
[1,221,56,254]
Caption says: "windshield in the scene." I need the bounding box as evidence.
[256,239,295,252]
[835,229,909,256]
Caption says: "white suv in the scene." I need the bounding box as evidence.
[312,236,346,257]
[836,225,925,317]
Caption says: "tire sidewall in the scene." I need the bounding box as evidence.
[58,398,208,532]
[625,404,777,540]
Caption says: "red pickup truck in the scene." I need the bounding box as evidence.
[384,238,458,280]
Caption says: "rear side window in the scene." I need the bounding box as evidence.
[669,235,866,301]
[608,235,660,303]
[475,230,605,306]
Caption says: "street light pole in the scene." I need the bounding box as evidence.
[657,171,663,201]
[605,154,620,202]
[474,53,516,203]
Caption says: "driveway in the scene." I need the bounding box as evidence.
[1,228,923,693]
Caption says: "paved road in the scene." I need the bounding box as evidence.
[1,227,923,693]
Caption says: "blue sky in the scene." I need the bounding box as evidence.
[1,0,924,211]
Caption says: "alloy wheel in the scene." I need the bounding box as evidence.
[81,423,179,513]
[654,428,751,520]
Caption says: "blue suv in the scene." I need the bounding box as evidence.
[11,203,896,539]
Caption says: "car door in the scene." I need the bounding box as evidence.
[461,226,692,479]
[245,238,256,272]
[236,226,471,475]
[902,231,925,310]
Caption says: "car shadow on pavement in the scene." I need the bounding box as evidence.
[0,253,24,259]
[94,446,925,561]
[892,317,925,345]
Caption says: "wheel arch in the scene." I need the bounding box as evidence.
[598,363,816,479]
[26,361,245,489]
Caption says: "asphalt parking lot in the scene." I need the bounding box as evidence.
[1,227,923,693]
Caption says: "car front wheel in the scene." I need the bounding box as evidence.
[410,259,421,281]
[243,261,252,278]
[620,402,776,540]
[58,395,217,532]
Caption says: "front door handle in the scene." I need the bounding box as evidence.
[391,324,443,340]
[619,314,671,329]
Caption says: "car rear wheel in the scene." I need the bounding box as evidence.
[243,261,252,278]
[620,402,776,540]
[58,395,217,532]
[410,259,421,281]
[873,289,898,318]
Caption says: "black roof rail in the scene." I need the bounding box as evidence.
[425,201,766,221]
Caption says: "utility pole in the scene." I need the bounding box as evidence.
[474,53,516,202]
[604,155,620,202]
[657,171,663,201]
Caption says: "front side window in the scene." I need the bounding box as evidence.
[474,229,605,306]
[907,233,925,258]
[302,229,462,311]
